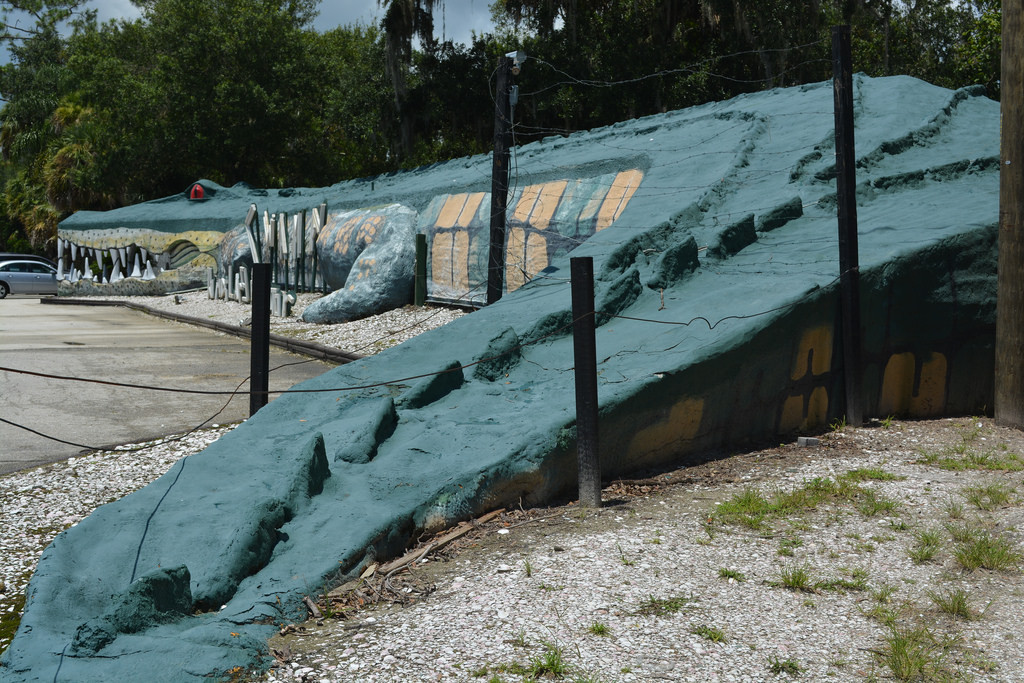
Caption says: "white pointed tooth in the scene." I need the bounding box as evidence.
[57,260,65,280]
[140,247,148,261]
[131,254,143,278]
[57,240,64,259]
[70,243,77,260]
[143,262,156,280]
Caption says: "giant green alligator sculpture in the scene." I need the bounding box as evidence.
[2,75,999,681]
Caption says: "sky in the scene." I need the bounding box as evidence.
[89,0,497,45]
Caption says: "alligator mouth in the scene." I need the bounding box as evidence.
[54,233,216,283]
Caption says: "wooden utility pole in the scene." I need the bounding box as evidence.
[996,0,1024,428]
[571,257,601,507]
[832,25,864,427]
[487,55,514,305]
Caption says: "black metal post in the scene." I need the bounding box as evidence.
[250,263,271,416]
[571,256,601,507]
[832,25,864,427]
[415,233,427,306]
[487,55,514,305]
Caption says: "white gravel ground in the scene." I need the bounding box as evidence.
[255,418,1024,683]
[96,291,468,356]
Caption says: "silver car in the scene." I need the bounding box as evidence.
[0,260,58,298]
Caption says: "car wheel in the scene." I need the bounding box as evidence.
[0,282,8,299]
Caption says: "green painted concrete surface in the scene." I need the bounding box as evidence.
[0,75,999,681]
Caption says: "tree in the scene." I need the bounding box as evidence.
[1,0,86,44]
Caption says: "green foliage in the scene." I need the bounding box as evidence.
[691,624,727,642]
[0,0,1003,253]
[908,527,942,564]
[718,567,746,582]
[927,587,979,620]
[767,654,803,675]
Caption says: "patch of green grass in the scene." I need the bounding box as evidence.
[691,624,727,643]
[874,625,956,681]
[871,583,897,604]
[510,628,528,647]
[927,587,979,620]
[856,489,901,517]
[944,521,979,544]
[768,655,803,675]
[953,531,1021,572]
[944,498,965,520]
[538,583,565,591]
[523,559,533,577]
[529,642,568,677]
[963,483,1016,511]
[617,543,635,566]
[859,602,904,627]
[636,594,696,616]
[588,622,610,636]
[712,477,869,530]
[778,537,803,557]
[776,563,817,593]
[0,591,26,656]
[842,467,905,482]
[908,527,943,564]
[718,567,746,582]
[916,442,1024,472]
[818,567,869,593]
[880,415,896,429]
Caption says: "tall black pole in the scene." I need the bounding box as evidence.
[414,233,427,306]
[487,55,514,305]
[832,25,863,427]
[571,257,601,507]
[250,263,271,416]
[996,0,1024,428]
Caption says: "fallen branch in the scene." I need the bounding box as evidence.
[302,596,322,621]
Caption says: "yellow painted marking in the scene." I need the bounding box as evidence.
[356,215,383,244]
[505,227,527,291]
[528,181,568,230]
[806,386,829,428]
[431,232,454,286]
[453,230,470,291]
[628,398,705,460]
[457,193,485,227]
[513,185,542,223]
[879,352,947,417]
[525,232,549,281]
[324,215,362,256]
[596,169,644,231]
[909,354,947,416]
[791,325,833,380]
[436,195,467,229]
[879,352,915,416]
[779,395,805,433]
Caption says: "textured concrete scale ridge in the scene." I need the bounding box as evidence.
[1,76,999,681]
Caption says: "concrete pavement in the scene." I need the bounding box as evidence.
[0,297,334,474]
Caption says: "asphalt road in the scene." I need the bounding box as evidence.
[0,297,335,474]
